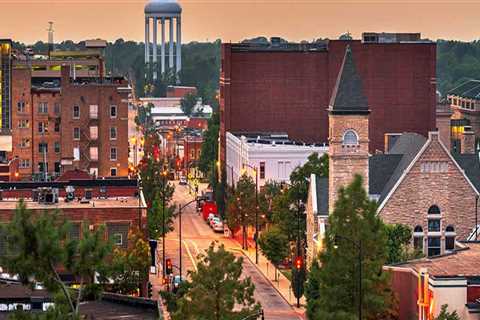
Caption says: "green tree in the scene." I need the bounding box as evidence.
[148,193,177,239]
[289,152,328,202]
[173,242,260,320]
[305,259,322,319]
[257,226,289,281]
[139,157,175,206]
[435,305,460,320]
[226,174,256,249]
[198,112,219,175]
[385,224,422,264]
[306,175,397,320]
[2,200,111,317]
[109,228,150,295]
[180,92,198,116]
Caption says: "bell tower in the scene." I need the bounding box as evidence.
[328,46,370,211]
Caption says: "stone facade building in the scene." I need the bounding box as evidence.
[307,46,480,266]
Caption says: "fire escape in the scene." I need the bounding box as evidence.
[80,108,99,174]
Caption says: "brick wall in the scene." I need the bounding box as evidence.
[379,134,478,253]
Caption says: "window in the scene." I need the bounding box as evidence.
[427,237,441,257]
[260,162,266,179]
[17,101,25,113]
[18,120,29,128]
[428,205,441,215]
[90,126,98,140]
[191,150,195,159]
[343,130,358,146]
[19,138,30,148]
[38,102,48,114]
[89,105,98,119]
[38,121,48,133]
[414,225,423,233]
[90,147,98,161]
[54,162,60,174]
[113,233,122,246]
[73,105,80,119]
[38,162,48,173]
[38,143,48,154]
[19,159,30,168]
[445,225,456,251]
[54,119,60,132]
[110,167,117,176]
[110,127,117,140]
[110,148,117,161]
[413,225,423,252]
[73,127,80,140]
[54,142,60,153]
[73,147,80,161]
[110,105,117,118]
[428,219,440,232]
[90,168,98,177]
[421,162,448,173]
[54,103,60,115]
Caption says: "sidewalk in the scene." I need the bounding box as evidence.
[239,245,306,318]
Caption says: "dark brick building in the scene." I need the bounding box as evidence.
[220,33,437,164]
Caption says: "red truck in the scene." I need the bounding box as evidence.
[202,201,218,221]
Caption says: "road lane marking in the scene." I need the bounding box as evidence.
[183,240,197,272]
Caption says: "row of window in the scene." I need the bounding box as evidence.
[72,127,117,140]
[19,160,119,177]
[450,97,476,110]
[17,102,118,119]
[420,161,449,173]
[72,146,118,161]
[18,120,60,133]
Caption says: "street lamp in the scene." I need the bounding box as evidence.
[242,163,259,264]
[333,234,363,320]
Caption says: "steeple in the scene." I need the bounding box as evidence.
[329,45,369,115]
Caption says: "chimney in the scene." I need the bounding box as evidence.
[60,65,70,87]
[461,126,476,154]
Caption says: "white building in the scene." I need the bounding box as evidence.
[226,132,328,188]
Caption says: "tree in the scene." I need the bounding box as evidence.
[109,228,150,295]
[306,175,397,320]
[2,200,111,317]
[226,174,256,249]
[180,92,198,116]
[289,152,328,202]
[139,156,175,206]
[305,259,322,319]
[435,305,460,320]
[385,224,422,264]
[148,193,177,239]
[257,226,289,281]
[173,242,260,320]
[198,112,219,175]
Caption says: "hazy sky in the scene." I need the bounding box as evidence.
[1,0,480,44]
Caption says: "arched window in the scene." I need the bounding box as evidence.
[343,130,358,146]
[414,225,423,233]
[445,225,456,251]
[428,205,440,215]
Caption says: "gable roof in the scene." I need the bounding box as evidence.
[447,79,480,99]
[376,133,427,203]
[453,154,480,192]
[328,46,369,115]
[369,154,403,195]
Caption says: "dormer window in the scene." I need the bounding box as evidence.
[343,130,359,146]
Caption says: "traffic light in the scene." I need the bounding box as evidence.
[147,282,153,298]
[294,256,303,271]
[166,258,173,275]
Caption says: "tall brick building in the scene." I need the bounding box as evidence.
[6,42,131,180]
[220,33,436,165]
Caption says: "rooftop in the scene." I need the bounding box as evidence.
[0,197,143,210]
[447,79,480,99]
[145,0,182,15]
[400,243,480,278]
[232,132,328,147]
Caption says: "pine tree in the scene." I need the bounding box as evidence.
[306,175,397,320]
[173,242,261,320]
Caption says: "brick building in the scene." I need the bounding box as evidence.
[220,33,436,165]
[0,177,146,253]
[307,46,480,266]
[7,44,131,180]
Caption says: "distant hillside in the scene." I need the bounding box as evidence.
[12,38,480,99]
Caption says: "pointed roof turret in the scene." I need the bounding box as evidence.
[329,46,369,115]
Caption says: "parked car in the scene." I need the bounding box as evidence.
[206,213,216,225]
[179,175,187,185]
[212,220,224,233]
[171,275,183,293]
[210,216,221,228]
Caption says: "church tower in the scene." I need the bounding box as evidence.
[328,46,370,211]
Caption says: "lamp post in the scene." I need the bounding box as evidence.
[334,235,363,320]
[243,163,259,264]
[161,168,168,278]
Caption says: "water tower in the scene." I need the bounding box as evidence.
[144,0,182,82]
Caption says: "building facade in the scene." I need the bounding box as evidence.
[220,33,436,166]
[8,47,131,180]
[226,132,327,188]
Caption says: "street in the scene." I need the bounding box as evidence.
[160,181,302,320]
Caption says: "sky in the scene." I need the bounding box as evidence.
[1,0,480,44]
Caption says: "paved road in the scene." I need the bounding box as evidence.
[160,182,302,320]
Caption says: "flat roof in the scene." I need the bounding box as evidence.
[0,197,144,210]
[400,243,480,278]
